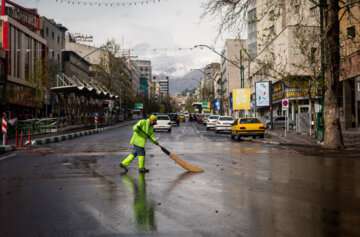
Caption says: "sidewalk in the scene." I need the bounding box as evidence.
[0,120,135,155]
[253,129,320,147]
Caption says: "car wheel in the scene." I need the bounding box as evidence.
[168,129,172,133]
[259,134,265,139]
[215,130,219,134]
[231,134,236,140]
[237,135,242,141]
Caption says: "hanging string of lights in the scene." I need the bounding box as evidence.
[54,0,167,7]
[4,46,204,53]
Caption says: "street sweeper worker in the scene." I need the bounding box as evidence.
[120,115,158,174]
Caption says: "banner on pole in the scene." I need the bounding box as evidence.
[232,89,251,111]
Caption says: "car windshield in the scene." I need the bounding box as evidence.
[219,117,233,121]
[239,118,261,124]
[209,116,219,119]
[157,116,169,120]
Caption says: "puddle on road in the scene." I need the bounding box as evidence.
[60,149,131,157]
[121,174,157,232]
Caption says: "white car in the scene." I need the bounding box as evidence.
[206,115,220,130]
[154,115,172,132]
[215,116,235,133]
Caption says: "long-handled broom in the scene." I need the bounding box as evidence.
[138,128,204,173]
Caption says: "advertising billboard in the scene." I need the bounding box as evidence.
[232,89,251,111]
[255,82,271,107]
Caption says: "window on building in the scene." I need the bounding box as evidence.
[52,31,55,40]
[52,51,55,59]
[46,27,49,36]
[310,47,317,65]
[16,30,21,78]
[57,36,60,44]
[347,26,356,39]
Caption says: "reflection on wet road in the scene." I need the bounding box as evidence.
[0,122,360,237]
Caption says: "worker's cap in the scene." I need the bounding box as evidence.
[149,115,157,122]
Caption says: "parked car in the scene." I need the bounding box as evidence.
[266,116,295,129]
[169,113,180,126]
[184,112,189,120]
[154,115,172,132]
[206,115,220,130]
[196,114,204,124]
[231,117,266,140]
[215,116,235,133]
[202,113,211,125]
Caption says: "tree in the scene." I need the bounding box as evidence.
[94,39,137,118]
[203,0,353,149]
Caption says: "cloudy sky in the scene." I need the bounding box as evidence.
[17,0,233,78]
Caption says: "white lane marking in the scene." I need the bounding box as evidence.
[0,153,16,161]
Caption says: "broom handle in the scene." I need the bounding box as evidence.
[137,127,171,155]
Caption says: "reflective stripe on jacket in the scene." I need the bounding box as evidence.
[130,119,156,148]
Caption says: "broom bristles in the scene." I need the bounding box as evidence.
[169,153,204,173]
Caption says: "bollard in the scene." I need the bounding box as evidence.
[2,113,7,145]
[20,130,23,147]
[27,128,31,146]
[15,129,19,147]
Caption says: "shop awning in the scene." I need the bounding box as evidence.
[51,73,116,99]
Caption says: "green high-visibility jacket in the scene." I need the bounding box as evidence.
[130,119,156,148]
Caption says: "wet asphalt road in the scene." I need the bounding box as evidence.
[1,122,360,237]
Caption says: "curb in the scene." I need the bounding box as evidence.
[250,138,320,148]
[32,128,105,145]
[0,145,16,154]
[31,120,136,146]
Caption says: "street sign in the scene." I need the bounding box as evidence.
[282,99,289,110]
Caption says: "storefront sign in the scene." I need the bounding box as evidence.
[5,1,40,31]
[134,103,143,110]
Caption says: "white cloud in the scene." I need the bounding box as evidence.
[18,0,238,77]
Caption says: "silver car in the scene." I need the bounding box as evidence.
[153,115,172,132]
[215,116,235,133]
[206,115,220,130]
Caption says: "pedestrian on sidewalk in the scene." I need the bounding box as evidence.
[120,115,158,174]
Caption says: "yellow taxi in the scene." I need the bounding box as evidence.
[231,117,266,140]
[178,113,186,122]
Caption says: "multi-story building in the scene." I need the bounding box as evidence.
[0,1,47,118]
[132,60,152,98]
[340,1,360,130]
[41,17,67,72]
[153,75,169,97]
[247,0,320,133]
[247,0,257,59]
[221,39,247,114]
[202,63,220,101]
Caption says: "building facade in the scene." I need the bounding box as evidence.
[246,0,320,134]
[340,1,360,130]
[0,0,48,118]
[132,60,152,98]
[153,75,169,97]
[221,39,247,115]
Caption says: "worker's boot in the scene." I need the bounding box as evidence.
[138,156,149,173]
[139,168,150,173]
[119,163,128,174]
